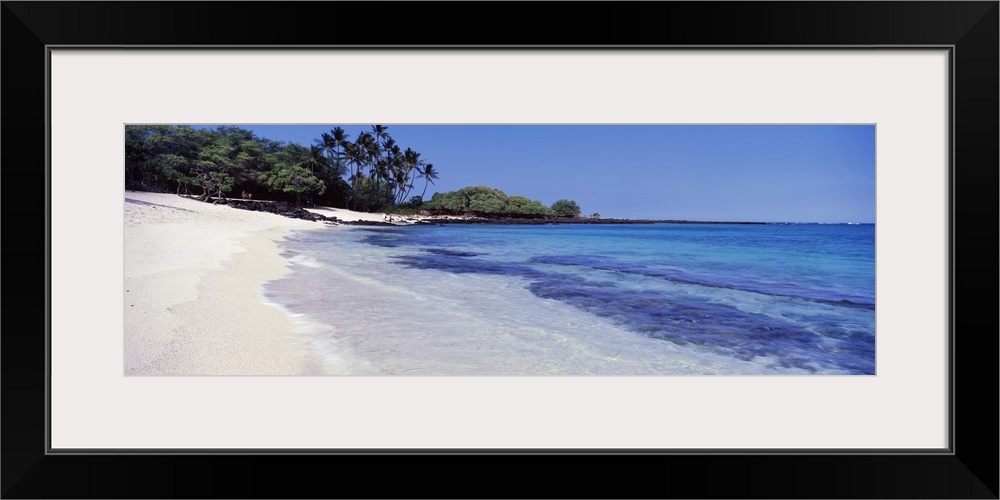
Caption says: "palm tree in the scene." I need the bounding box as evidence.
[392,168,411,206]
[297,144,327,174]
[343,141,365,211]
[418,163,439,200]
[383,141,403,205]
[398,147,423,204]
[361,134,381,210]
[320,127,350,169]
[371,125,390,150]
[380,137,396,200]
[330,126,349,171]
[370,126,388,176]
[319,131,334,161]
[371,126,391,204]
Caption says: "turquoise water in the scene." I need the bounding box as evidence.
[265,223,875,375]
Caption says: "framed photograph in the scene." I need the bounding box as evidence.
[4,2,996,498]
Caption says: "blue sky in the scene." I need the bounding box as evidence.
[196,124,875,223]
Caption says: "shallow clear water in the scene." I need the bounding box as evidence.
[264,223,875,375]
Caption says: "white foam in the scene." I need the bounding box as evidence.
[286,254,324,269]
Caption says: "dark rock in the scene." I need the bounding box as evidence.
[422,216,767,226]
[340,220,397,226]
[224,199,338,223]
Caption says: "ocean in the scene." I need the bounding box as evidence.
[264,222,875,375]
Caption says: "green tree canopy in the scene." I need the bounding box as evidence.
[551,199,581,218]
[124,124,437,212]
[424,186,558,218]
[258,164,325,207]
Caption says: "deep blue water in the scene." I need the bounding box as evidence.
[267,223,875,375]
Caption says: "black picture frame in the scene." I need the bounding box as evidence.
[3,2,996,498]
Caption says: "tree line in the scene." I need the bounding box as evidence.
[125,125,583,218]
[324,125,441,212]
[125,125,438,211]
[423,186,580,218]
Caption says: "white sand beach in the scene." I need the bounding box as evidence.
[303,205,439,225]
[124,191,331,375]
[302,205,386,223]
[124,191,460,375]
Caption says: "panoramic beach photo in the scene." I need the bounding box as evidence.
[124,124,875,376]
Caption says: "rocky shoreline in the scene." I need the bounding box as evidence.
[419,216,767,226]
[222,199,397,225]
[218,198,766,226]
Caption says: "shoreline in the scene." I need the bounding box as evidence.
[124,191,326,375]
[123,192,772,375]
[406,217,768,226]
[264,220,868,375]
[123,191,871,375]
[215,197,770,226]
